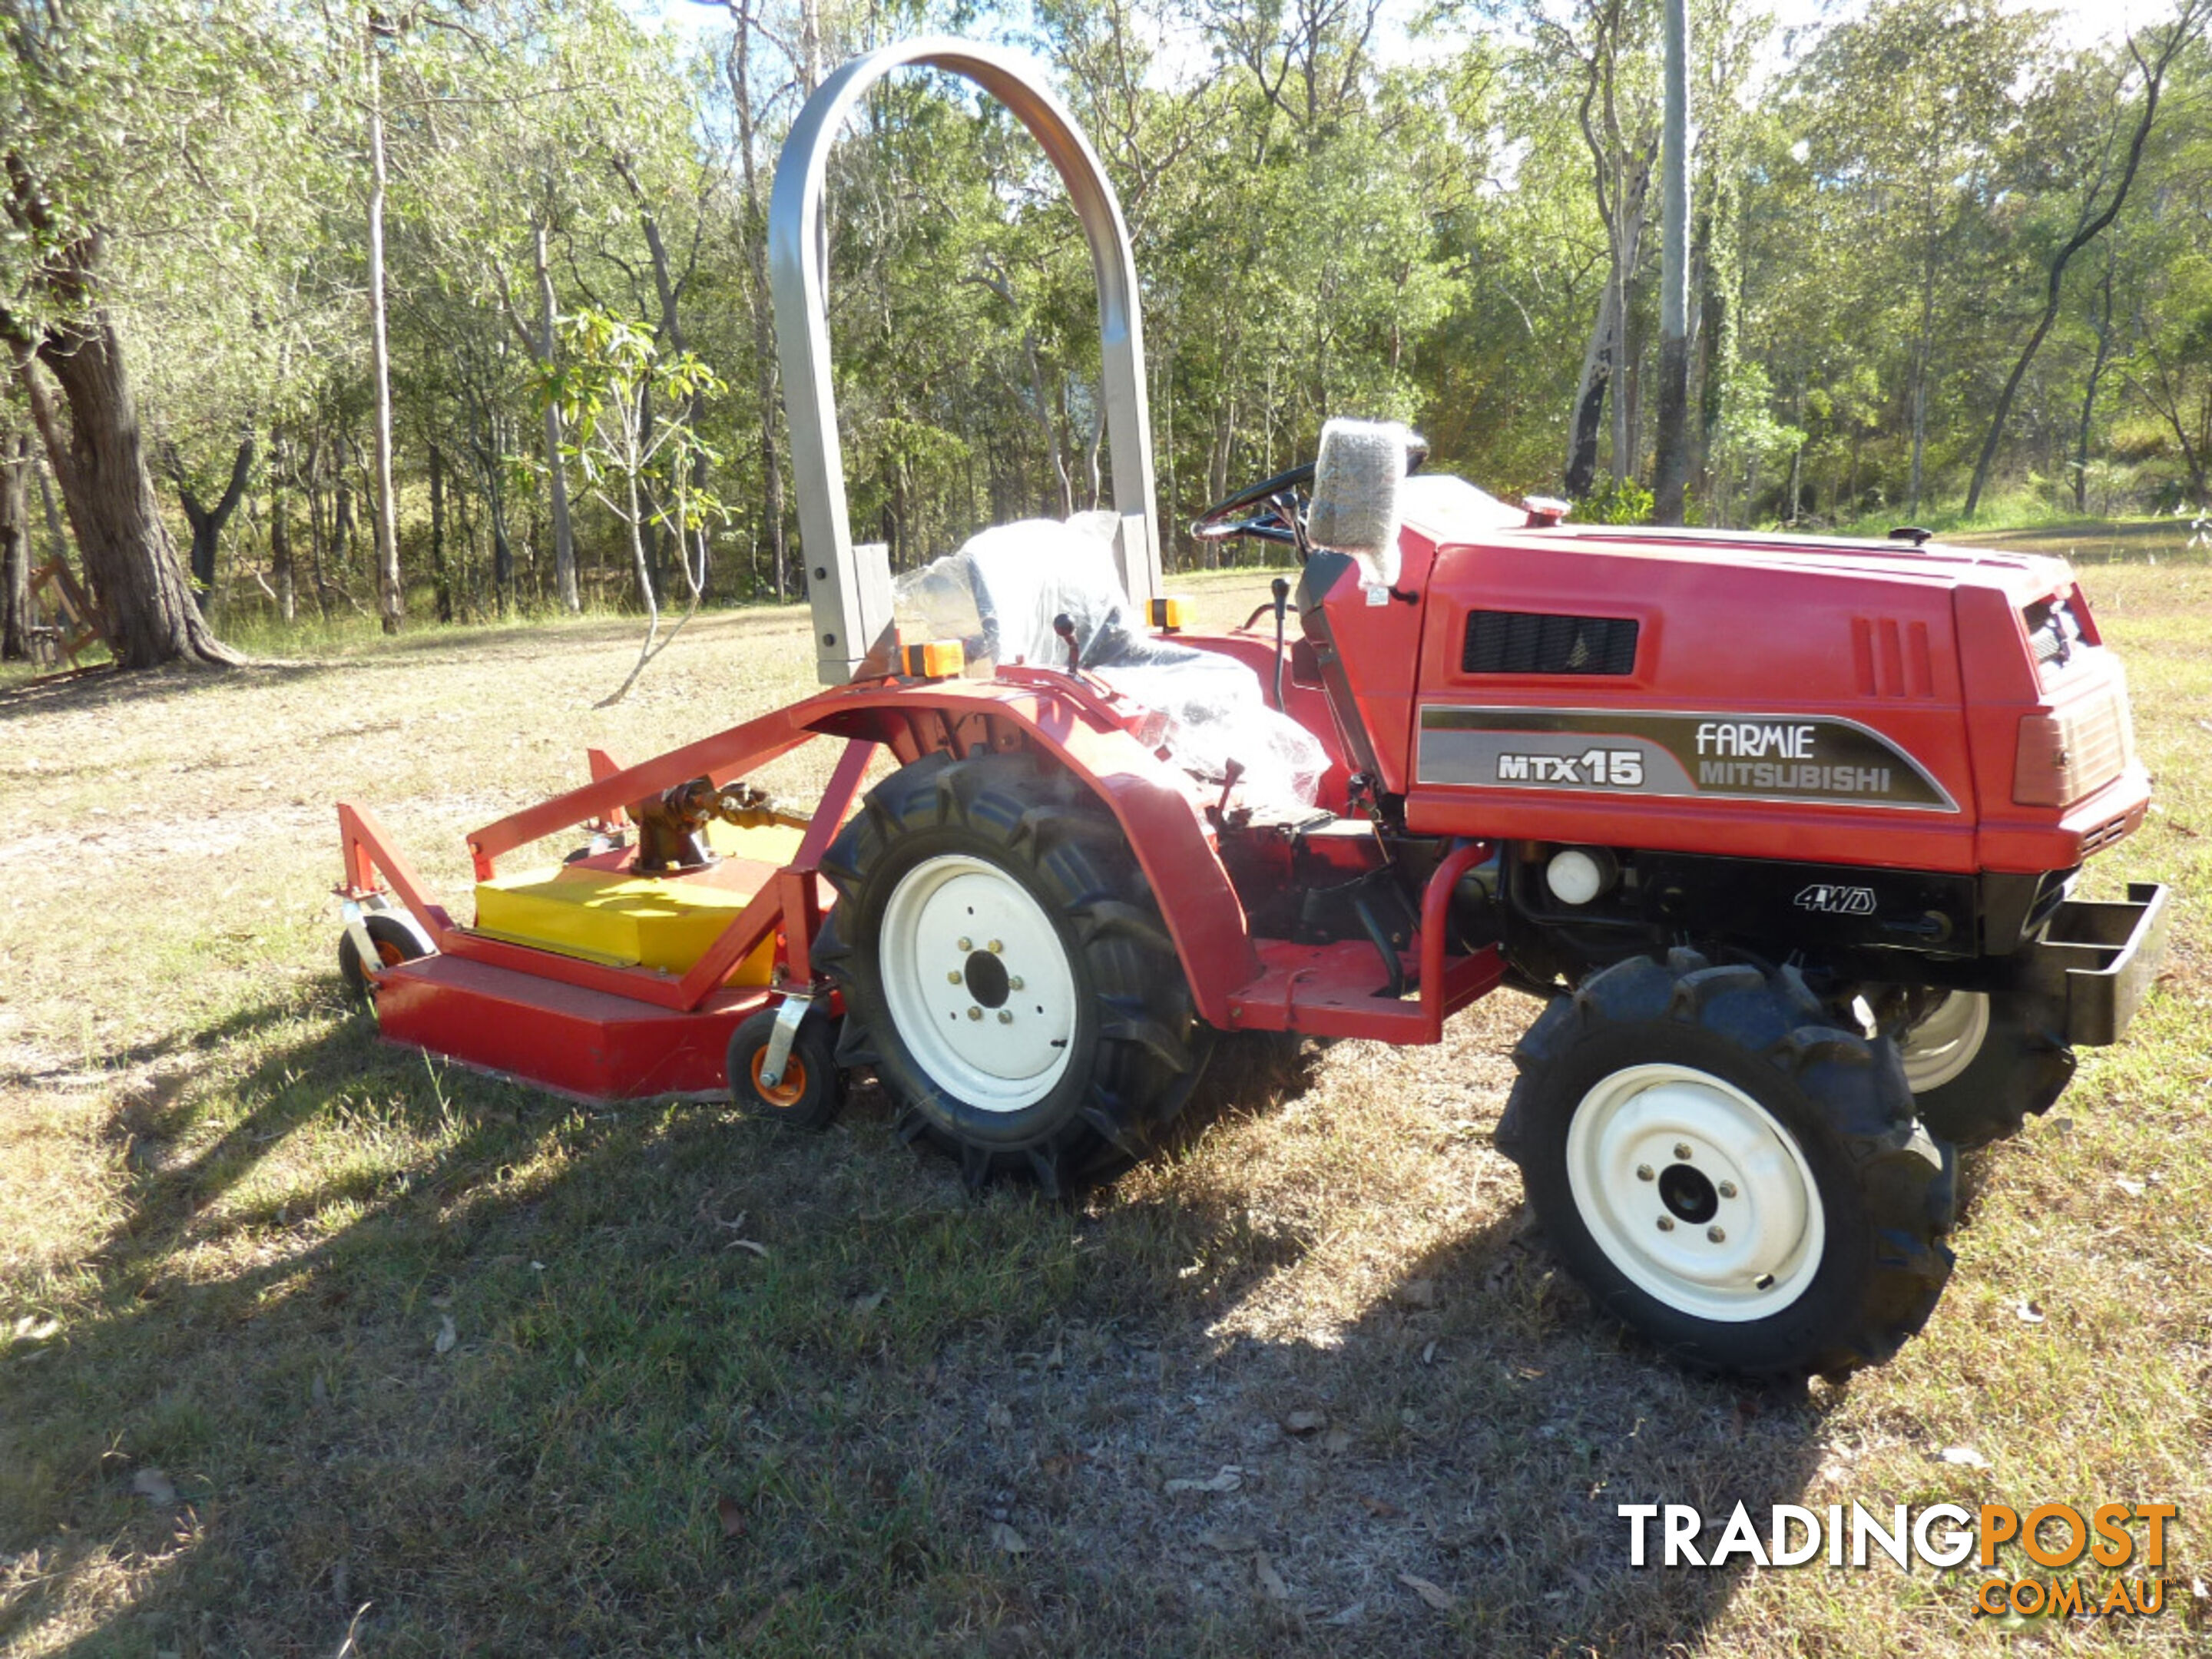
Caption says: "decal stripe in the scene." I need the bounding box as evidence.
[1416,706,1958,813]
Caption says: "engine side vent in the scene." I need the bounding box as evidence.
[1462,610,1639,676]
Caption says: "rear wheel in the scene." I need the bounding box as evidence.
[816,750,1207,1194]
[1895,989,2074,1148]
[1497,950,1954,1379]
[338,913,426,997]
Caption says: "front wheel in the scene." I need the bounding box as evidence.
[815,751,1209,1194]
[1497,951,1954,1379]
[1894,989,2074,1148]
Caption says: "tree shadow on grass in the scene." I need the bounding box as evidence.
[2,1004,1830,1659]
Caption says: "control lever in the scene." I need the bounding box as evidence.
[1214,757,1247,823]
[1053,612,1080,675]
[1270,577,1291,710]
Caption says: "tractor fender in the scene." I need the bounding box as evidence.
[807,680,1261,1027]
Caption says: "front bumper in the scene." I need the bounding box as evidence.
[2019,882,2170,1046]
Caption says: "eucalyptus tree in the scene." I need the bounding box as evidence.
[1788,0,2045,513]
[1962,0,2208,515]
[0,0,276,664]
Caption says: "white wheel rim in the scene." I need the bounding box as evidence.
[878,853,1079,1113]
[1899,991,1989,1093]
[1565,1063,1825,1323]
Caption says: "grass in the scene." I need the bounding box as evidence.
[1,555,2208,1656]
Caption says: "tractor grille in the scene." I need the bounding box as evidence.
[1462,610,1639,676]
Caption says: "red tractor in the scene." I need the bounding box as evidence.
[334,41,2167,1381]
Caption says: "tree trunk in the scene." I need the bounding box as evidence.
[532,224,581,613]
[13,321,239,667]
[1,434,28,660]
[2074,257,2118,513]
[1565,282,1617,498]
[429,441,452,621]
[1651,0,1691,525]
[365,12,402,634]
[269,456,295,624]
[1908,233,1935,516]
[726,1,790,600]
[170,435,256,612]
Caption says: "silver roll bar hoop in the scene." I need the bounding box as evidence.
[769,38,1162,684]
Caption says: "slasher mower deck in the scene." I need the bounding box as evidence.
[333,38,2168,1382]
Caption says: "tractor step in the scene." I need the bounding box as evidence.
[372,952,769,1101]
[1227,936,1505,1041]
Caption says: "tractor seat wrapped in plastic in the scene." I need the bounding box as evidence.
[892,512,1328,806]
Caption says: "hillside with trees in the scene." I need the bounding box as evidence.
[2,0,2207,667]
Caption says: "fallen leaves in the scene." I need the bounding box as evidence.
[1283,1409,1328,1435]
[433,1314,456,1355]
[984,1520,1029,1555]
[1939,1445,1990,1469]
[1398,1572,1456,1613]
[1398,1278,1439,1310]
[716,1495,746,1538]
[1164,1465,1245,1495]
[1253,1551,1290,1602]
[131,1468,177,1505]
[985,1402,1013,1431]
[1357,1495,1402,1518]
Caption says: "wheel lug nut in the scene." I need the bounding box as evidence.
[1008,976,1025,991]
[958,937,973,952]
[1674,1143,1693,1161]
[1656,1217,1675,1232]
[967,1006,982,1021]
[1717,1181,1737,1199]
[947,971,963,985]
[997,1010,1013,1024]
[1707,1226,1726,1243]
[988,939,1003,953]
[1635,1164,1654,1182]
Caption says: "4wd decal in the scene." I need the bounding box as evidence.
[1417,707,1957,811]
[1794,882,1878,915]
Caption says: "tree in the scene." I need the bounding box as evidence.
[0,0,254,667]
[1962,0,2207,515]
[1,433,28,659]
[165,435,257,608]
[1651,0,1691,523]
[554,309,728,702]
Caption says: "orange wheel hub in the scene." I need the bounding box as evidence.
[750,1046,808,1108]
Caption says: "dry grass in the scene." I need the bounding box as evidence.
[0,555,2207,1657]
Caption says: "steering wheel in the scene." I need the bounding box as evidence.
[1189,460,1313,548]
[1189,436,1432,548]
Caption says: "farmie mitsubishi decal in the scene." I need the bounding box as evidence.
[1416,707,1958,811]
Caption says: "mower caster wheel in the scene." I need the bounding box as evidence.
[727,1007,844,1131]
[1497,949,1955,1382]
[338,913,428,997]
[1894,989,2074,1148]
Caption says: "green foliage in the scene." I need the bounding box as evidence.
[6,0,2210,631]
[1573,476,1655,525]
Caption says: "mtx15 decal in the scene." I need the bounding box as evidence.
[1416,707,1958,811]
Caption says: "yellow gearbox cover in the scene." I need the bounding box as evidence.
[474,820,806,975]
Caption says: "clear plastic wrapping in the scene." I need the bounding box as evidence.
[892,514,1328,806]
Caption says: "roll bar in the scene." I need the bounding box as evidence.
[769,38,1162,684]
